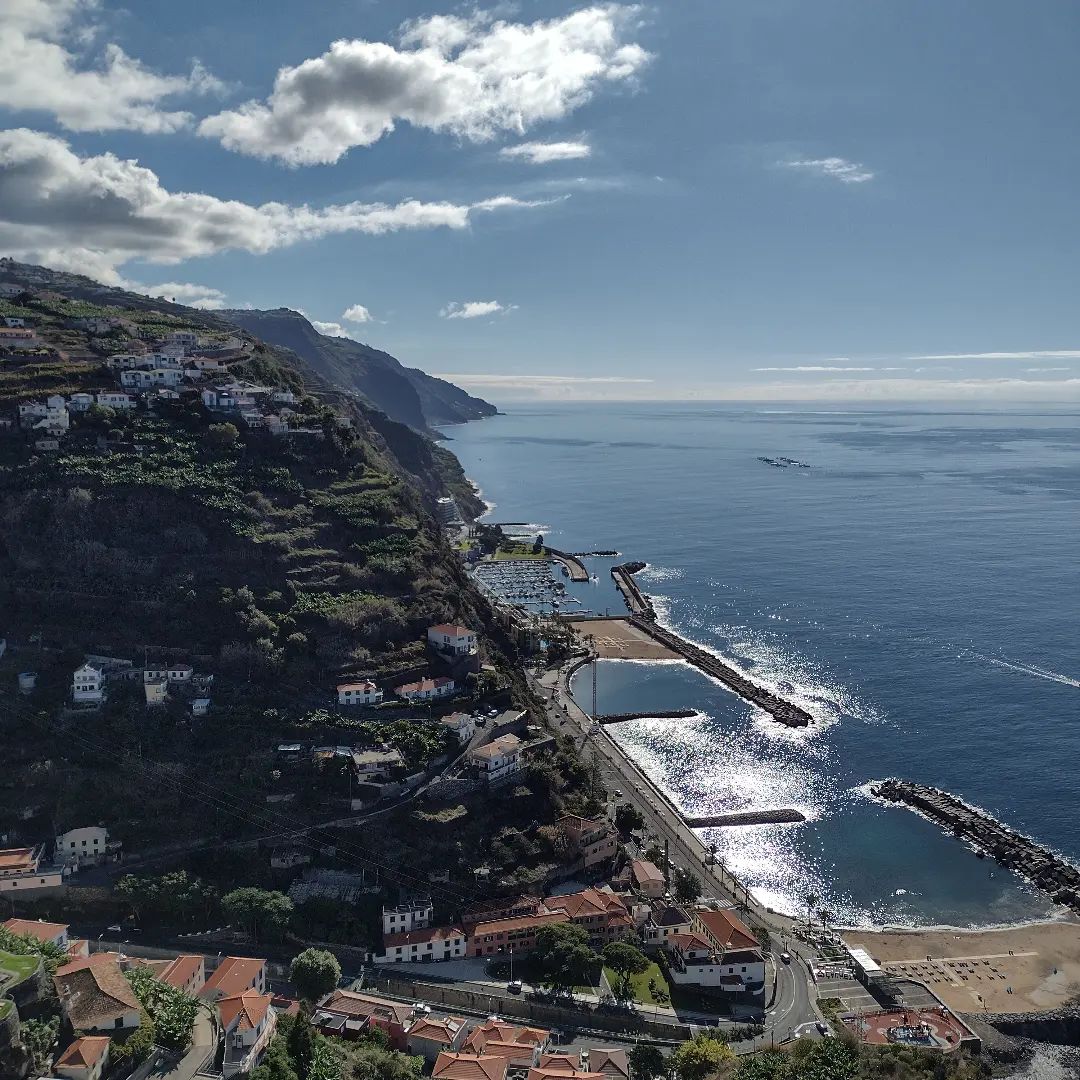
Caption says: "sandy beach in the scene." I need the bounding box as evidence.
[842,919,1080,1014]
[567,617,678,660]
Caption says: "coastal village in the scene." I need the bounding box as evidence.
[0,270,1076,1080]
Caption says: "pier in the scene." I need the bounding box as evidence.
[685,809,807,828]
[597,709,698,725]
[546,546,590,582]
[872,780,1080,914]
[610,562,654,616]
[627,616,813,727]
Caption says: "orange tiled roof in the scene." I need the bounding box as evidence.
[54,956,139,1030]
[219,989,272,1032]
[3,917,67,943]
[0,847,37,872]
[317,990,413,1026]
[631,860,664,886]
[463,1021,549,1054]
[669,932,713,953]
[203,956,265,997]
[55,1035,110,1069]
[694,907,760,951]
[159,954,203,990]
[429,624,474,637]
[471,911,569,937]
[543,887,630,921]
[408,1016,466,1045]
[434,1053,508,1080]
[587,1049,630,1079]
[384,924,465,949]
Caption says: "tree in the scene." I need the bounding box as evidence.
[629,1043,667,1080]
[533,923,598,995]
[19,1017,59,1075]
[615,802,646,834]
[672,867,702,906]
[818,909,833,941]
[803,892,819,935]
[206,422,240,452]
[290,948,342,1003]
[125,965,199,1050]
[603,941,651,1002]
[670,1035,735,1080]
[222,887,294,942]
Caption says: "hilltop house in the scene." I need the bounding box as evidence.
[427,624,478,656]
[382,900,433,936]
[0,327,40,350]
[3,917,69,949]
[54,954,141,1032]
[71,663,104,705]
[54,1036,111,1080]
[662,907,766,997]
[337,680,383,707]
[406,1016,469,1061]
[221,990,277,1077]
[394,676,455,703]
[96,391,135,410]
[55,826,118,869]
[376,925,468,965]
[468,735,522,785]
[556,815,619,868]
[440,712,476,745]
[352,749,404,780]
[201,957,267,1003]
[0,845,65,893]
[312,990,413,1048]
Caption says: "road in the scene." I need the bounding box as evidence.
[531,656,822,1039]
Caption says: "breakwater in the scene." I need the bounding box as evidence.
[547,546,589,582]
[628,616,813,727]
[611,562,654,617]
[871,780,1080,913]
[685,809,807,828]
[598,709,698,725]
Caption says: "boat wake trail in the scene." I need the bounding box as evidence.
[978,655,1080,689]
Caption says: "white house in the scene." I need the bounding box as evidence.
[144,678,168,707]
[337,680,383,707]
[0,845,65,893]
[394,676,456,703]
[376,925,467,965]
[382,899,433,937]
[468,734,522,785]
[55,826,112,868]
[165,330,199,352]
[96,391,135,410]
[54,1036,110,1080]
[68,392,95,412]
[352,749,404,779]
[440,712,476,745]
[72,663,104,704]
[191,697,212,717]
[271,389,296,405]
[2,917,70,948]
[264,414,288,435]
[427,623,478,656]
[121,368,183,390]
[168,663,194,683]
[220,991,277,1078]
[0,327,40,350]
[0,283,25,298]
[3,317,27,328]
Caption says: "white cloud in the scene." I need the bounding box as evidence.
[342,303,375,324]
[198,6,649,165]
[753,365,878,373]
[910,350,1080,361]
[311,320,349,337]
[135,281,229,309]
[0,128,555,280]
[433,372,652,398]
[0,0,221,134]
[499,140,592,164]
[1024,366,1071,373]
[782,156,875,184]
[439,300,517,319]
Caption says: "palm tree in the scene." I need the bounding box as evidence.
[818,908,833,943]
[803,892,819,935]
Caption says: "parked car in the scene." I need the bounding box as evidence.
[507,980,523,994]
[780,952,791,964]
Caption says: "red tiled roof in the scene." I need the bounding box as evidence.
[338,681,377,692]
[317,990,413,1026]
[158,955,203,990]
[470,735,521,760]
[397,676,455,694]
[669,932,713,953]
[528,1070,605,1080]
[434,1053,508,1080]
[408,1016,466,1045]
[463,1021,549,1054]
[54,956,139,1030]
[462,895,543,926]
[202,956,265,997]
[586,1049,630,1079]
[429,624,474,637]
[384,924,465,949]
[55,1036,110,1069]
[3,917,67,943]
[219,989,272,1032]
[471,911,569,937]
[631,860,664,886]
[543,888,630,922]
[694,908,760,951]
[0,848,37,872]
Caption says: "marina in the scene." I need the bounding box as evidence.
[471,558,581,615]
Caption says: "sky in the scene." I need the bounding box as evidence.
[2,0,1080,403]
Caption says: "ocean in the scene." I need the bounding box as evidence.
[441,403,1080,928]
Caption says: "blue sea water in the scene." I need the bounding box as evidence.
[441,404,1080,928]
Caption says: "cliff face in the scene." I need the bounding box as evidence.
[219,308,497,432]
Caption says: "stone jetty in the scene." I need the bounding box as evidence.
[872,779,1080,913]
[598,709,698,725]
[611,562,654,616]
[628,616,813,727]
[685,809,807,828]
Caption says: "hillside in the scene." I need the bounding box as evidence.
[0,260,604,882]
[219,307,497,432]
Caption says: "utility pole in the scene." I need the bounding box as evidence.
[663,838,670,889]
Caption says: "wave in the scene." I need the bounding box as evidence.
[977,654,1080,689]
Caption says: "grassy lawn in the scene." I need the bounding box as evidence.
[0,951,40,987]
[604,961,673,1006]
[0,999,12,1020]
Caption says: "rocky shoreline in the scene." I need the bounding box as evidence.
[871,779,1080,913]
